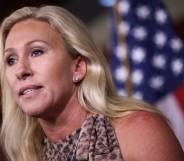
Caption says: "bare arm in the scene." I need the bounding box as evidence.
[112,111,184,161]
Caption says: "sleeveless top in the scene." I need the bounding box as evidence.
[42,114,124,161]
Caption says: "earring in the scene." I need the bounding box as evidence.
[73,74,81,83]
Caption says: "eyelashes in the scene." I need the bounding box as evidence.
[5,48,45,66]
[31,48,44,57]
[6,55,17,66]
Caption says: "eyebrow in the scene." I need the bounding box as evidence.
[4,39,50,54]
[25,39,50,46]
[4,48,14,54]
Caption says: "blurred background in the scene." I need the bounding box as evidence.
[0,0,184,160]
[0,0,184,47]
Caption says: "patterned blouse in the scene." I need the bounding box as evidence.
[42,114,124,161]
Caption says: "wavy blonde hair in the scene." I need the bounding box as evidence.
[0,5,157,161]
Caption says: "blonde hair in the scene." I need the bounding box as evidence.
[0,5,157,161]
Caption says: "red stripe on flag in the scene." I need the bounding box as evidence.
[174,82,184,114]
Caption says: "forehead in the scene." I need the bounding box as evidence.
[5,18,62,48]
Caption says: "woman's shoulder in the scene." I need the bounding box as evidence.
[111,110,166,128]
[111,111,184,161]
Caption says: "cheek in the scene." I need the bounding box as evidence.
[4,73,19,102]
[44,73,75,108]
[50,67,74,92]
[5,70,15,90]
[48,71,73,91]
[44,61,74,85]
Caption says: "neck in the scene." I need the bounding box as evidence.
[38,95,88,142]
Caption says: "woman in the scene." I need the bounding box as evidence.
[0,5,183,161]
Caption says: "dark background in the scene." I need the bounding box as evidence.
[0,0,106,24]
[0,0,184,45]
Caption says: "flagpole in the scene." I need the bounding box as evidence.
[113,0,133,96]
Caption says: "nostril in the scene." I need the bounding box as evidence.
[22,72,32,80]
[16,67,33,80]
[15,60,33,80]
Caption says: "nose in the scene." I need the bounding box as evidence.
[16,60,33,80]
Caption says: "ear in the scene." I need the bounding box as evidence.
[72,56,86,83]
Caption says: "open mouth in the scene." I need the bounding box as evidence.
[19,85,43,96]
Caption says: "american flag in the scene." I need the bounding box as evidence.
[101,0,184,149]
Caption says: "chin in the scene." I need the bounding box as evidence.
[20,104,46,118]
[18,98,52,118]
[22,109,41,117]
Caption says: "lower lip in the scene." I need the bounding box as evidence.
[20,88,43,99]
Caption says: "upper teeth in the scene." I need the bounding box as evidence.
[23,89,33,95]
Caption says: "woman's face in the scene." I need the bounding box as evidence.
[4,19,85,118]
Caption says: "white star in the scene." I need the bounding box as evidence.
[152,54,166,69]
[131,69,144,85]
[118,0,130,15]
[118,21,130,35]
[133,92,143,100]
[114,66,128,82]
[131,47,146,63]
[136,5,151,19]
[115,44,128,60]
[133,26,147,40]
[154,31,167,47]
[150,76,164,90]
[171,59,183,75]
[118,89,128,96]
[170,38,183,51]
[155,9,167,24]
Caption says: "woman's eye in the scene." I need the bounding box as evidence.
[31,49,44,57]
[6,56,17,66]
